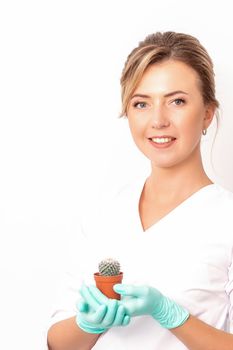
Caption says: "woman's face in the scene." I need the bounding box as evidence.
[126,60,215,169]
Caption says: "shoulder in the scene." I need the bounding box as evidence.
[204,183,233,241]
[99,174,146,208]
[211,183,233,209]
[80,175,146,235]
[202,183,233,222]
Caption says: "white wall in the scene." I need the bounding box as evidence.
[0,0,233,348]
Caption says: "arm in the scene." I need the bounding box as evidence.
[47,316,100,350]
[48,285,130,350]
[171,315,233,350]
[114,284,233,349]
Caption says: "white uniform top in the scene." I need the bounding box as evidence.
[48,177,233,350]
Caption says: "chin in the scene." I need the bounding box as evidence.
[150,158,183,169]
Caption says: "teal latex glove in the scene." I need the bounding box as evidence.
[76,284,130,334]
[113,284,189,329]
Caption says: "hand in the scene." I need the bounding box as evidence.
[113,284,189,329]
[76,284,130,334]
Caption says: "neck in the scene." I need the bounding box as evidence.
[146,149,213,202]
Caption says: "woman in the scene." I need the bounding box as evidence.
[47,31,233,349]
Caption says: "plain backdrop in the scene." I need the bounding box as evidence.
[0,0,233,348]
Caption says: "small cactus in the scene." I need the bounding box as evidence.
[98,258,121,276]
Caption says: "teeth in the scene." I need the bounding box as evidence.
[151,137,174,144]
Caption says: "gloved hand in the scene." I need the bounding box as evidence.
[113,284,189,329]
[76,284,130,334]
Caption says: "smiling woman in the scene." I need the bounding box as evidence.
[47,31,233,350]
[126,60,215,170]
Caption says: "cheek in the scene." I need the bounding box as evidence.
[128,117,145,137]
[175,110,203,137]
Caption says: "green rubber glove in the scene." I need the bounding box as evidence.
[113,284,189,329]
[76,284,130,334]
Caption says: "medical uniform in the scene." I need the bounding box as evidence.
[48,176,233,349]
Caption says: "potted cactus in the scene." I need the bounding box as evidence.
[94,258,123,300]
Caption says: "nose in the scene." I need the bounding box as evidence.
[150,106,170,129]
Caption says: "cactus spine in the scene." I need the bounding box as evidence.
[98,258,121,276]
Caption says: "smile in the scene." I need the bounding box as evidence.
[150,137,176,144]
[148,137,176,149]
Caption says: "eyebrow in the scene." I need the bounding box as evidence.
[130,90,189,99]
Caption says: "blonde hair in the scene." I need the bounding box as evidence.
[119,31,219,118]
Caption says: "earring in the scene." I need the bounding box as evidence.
[202,129,207,136]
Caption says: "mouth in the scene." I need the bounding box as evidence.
[148,136,177,149]
[148,137,176,144]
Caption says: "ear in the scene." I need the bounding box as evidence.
[203,103,216,129]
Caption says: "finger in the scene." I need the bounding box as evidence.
[76,299,89,313]
[88,285,109,304]
[79,303,107,324]
[89,304,107,324]
[122,314,130,326]
[101,299,118,327]
[111,304,126,326]
[79,284,100,310]
[114,284,148,297]
[118,297,141,317]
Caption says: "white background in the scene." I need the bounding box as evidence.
[0,0,233,349]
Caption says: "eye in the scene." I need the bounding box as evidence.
[172,98,185,106]
[132,101,147,109]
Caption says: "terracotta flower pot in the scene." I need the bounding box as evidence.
[94,272,123,300]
